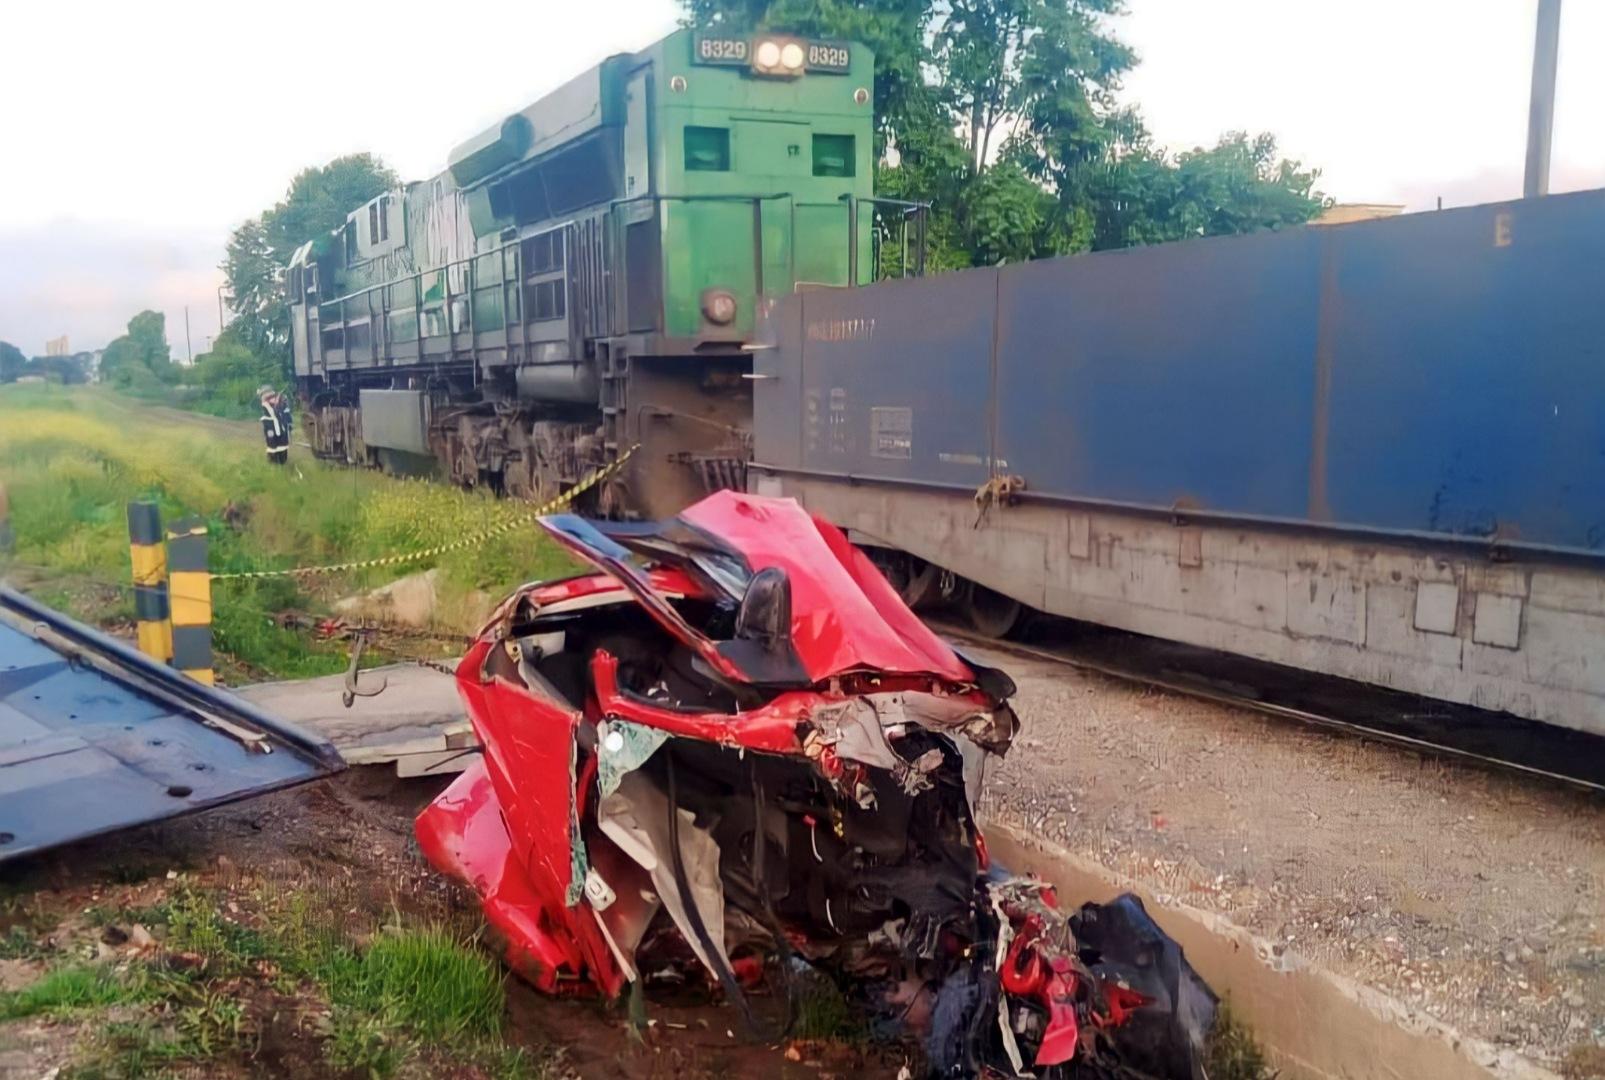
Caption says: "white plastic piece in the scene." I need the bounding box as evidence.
[583,868,617,911]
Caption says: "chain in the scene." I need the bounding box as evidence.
[406,657,461,677]
[211,444,636,582]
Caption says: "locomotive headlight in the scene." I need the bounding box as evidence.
[752,36,805,77]
[702,289,738,325]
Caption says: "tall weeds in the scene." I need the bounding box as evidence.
[0,385,575,678]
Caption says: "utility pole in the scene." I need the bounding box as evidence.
[217,285,227,336]
[1524,0,1562,198]
[184,306,193,364]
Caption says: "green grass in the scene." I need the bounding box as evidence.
[341,927,505,1042]
[1206,1001,1275,1080]
[69,1018,202,1080]
[0,964,143,1019]
[0,924,51,960]
[158,886,275,972]
[0,383,576,678]
[316,927,525,1078]
[790,967,860,1041]
[6,882,546,1078]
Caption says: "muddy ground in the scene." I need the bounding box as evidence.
[0,768,903,1079]
[970,641,1605,1073]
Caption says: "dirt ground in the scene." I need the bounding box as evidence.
[6,569,1602,1076]
[0,768,903,1079]
[969,641,1605,1073]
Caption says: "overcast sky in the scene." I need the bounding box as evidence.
[1,0,1599,354]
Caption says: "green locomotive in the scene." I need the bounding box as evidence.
[290,28,898,517]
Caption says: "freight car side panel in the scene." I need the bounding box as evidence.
[1320,195,1605,551]
[760,188,1605,558]
[754,188,1605,733]
[993,229,1323,520]
[789,269,1000,489]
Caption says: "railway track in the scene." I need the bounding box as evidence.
[936,617,1605,796]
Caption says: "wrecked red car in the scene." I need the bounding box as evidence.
[417,491,1217,1077]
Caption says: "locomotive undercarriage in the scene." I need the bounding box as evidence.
[300,352,755,520]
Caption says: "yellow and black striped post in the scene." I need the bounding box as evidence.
[0,479,13,555]
[127,501,173,663]
[166,517,214,685]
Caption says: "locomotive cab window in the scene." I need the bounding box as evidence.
[685,126,730,172]
[812,134,855,177]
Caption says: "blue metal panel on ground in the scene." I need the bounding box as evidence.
[993,227,1323,517]
[0,587,343,862]
[755,188,1605,557]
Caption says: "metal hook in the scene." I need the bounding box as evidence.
[342,630,388,708]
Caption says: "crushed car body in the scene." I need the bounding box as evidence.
[416,491,1217,1077]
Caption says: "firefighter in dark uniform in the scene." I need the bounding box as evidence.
[258,385,292,466]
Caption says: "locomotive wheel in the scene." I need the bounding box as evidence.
[455,443,479,489]
[967,583,1023,639]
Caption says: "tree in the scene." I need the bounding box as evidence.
[100,310,174,391]
[224,154,397,369]
[1086,131,1324,251]
[681,0,1326,268]
[188,328,287,418]
[0,340,25,383]
[21,354,89,384]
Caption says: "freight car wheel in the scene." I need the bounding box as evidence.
[901,559,942,610]
[967,584,1023,639]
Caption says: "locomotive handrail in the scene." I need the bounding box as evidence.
[841,194,931,284]
[307,192,807,313]
[302,188,879,370]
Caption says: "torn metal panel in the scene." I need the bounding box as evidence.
[597,768,730,980]
[542,491,978,685]
[0,585,342,863]
[414,756,626,997]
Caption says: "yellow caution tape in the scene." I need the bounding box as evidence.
[212,445,636,582]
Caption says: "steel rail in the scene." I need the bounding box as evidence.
[934,620,1605,796]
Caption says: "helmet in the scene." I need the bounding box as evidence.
[256,385,275,399]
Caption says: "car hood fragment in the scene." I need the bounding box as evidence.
[416,492,1218,1077]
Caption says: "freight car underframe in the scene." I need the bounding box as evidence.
[750,469,1605,739]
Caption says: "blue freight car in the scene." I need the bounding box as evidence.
[751,189,1605,736]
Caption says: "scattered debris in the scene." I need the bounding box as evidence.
[417,492,1220,1077]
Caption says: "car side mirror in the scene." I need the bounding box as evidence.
[734,567,792,654]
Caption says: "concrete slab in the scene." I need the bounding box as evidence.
[235,662,476,774]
